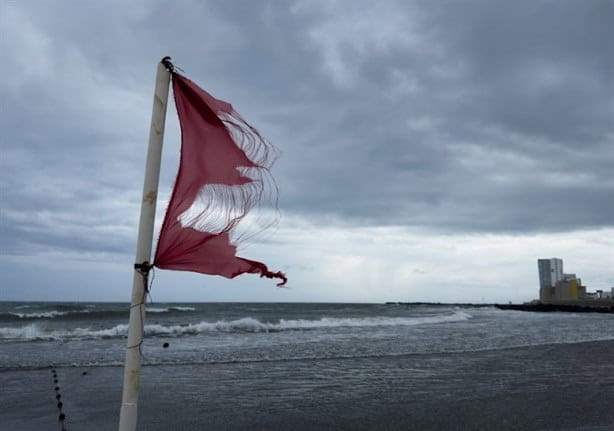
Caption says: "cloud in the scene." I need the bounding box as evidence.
[1,1,612,300]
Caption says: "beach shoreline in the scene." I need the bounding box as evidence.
[2,339,614,431]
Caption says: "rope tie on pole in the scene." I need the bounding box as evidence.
[134,261,154,293]
[161,56,184,74]
[127,262,155,353]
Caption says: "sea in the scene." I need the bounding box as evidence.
[1,302,613,430]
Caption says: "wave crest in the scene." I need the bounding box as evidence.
[0,305,196,321]
[0,311,470,341]
[147,306,196,313]
[8,311,70,319]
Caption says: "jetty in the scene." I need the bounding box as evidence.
[495,302,614,314]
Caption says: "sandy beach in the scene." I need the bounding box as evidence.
[3,339,614,431]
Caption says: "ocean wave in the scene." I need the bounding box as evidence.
[147,306,196,313]
[0,311,471,341]
[1,305,196,321]
[1,310,98,321]
[0,324,47,340]
[170,306,196,312]
[8,311,70,319]
[5,336,614,373]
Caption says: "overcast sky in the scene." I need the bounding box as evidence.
[1,0,613,303]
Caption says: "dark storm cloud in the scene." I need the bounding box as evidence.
[268,0,614,232]
[1,0,613,259]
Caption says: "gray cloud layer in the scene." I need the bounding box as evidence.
[1,0,613,260]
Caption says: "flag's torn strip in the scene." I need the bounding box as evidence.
[154,72,287,286]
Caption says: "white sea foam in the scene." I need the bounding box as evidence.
[140,311,472,336]
[147,308,170,313]
[0,323,131,341]
[4,305,195,319]
[73,324,130,338]
[170,306,196,311]
[0,311,472,341]
[147,306,196,313]
[9,311,69,319]
[0,324,48,340]
[6,309,99,319]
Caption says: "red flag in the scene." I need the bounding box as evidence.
[154,72,286,286]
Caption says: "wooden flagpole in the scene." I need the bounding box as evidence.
[118,58,172,431]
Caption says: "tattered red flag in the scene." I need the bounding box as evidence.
[154,72,286,286]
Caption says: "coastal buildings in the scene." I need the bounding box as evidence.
[537,258,612,305]
[538,258,563,290]
[497,259,613,313]
[538,258,569,302]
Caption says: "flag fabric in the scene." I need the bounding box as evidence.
[154,72,286,286]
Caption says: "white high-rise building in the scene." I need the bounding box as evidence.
[538,258,564,289]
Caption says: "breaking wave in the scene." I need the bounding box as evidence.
[1,310,101,321]
[0,306,196,321]
[171,306,197,311]
[8,311,70,319]
[0,311,471,341]
[147,306,196,313]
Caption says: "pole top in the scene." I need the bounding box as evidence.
[160,56,174,72]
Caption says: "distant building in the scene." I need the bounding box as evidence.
[538,258,564,302]
[554,279,581,301]
[537,258,612,304]
[538,258,563,289]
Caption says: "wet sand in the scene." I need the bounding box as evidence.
[2,340,614,430]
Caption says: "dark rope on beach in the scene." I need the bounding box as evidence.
[50,366,68,431]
